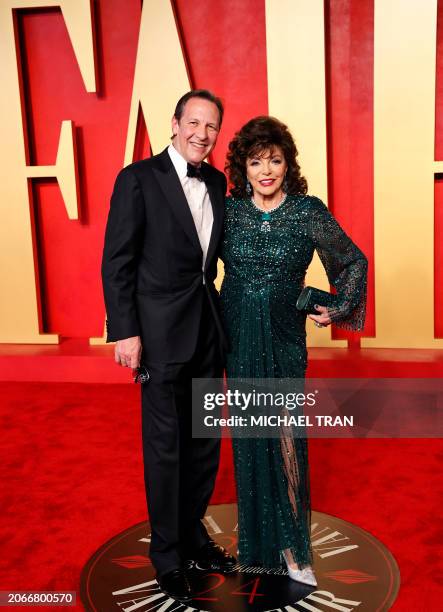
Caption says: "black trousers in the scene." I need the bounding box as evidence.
[141,292,223,576]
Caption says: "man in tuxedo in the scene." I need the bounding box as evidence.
[101,90,235,601]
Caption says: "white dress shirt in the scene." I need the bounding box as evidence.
[168,144,213,275]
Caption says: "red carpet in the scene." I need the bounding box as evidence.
[0,381,441,610]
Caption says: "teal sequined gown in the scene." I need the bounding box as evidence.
[220,194,367,569]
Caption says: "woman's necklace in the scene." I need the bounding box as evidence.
[251,194,287,232]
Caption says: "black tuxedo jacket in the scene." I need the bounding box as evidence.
[101,148,227,363]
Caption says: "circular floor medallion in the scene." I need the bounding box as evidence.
[81,504,400,611]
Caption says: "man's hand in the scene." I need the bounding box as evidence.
[308,305,332,328]
[115,336,142,368]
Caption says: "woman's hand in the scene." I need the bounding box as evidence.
[308,305,331,328]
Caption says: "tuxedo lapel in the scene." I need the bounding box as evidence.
[152,149,202,254]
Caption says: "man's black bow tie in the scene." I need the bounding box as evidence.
[187,163,204,181]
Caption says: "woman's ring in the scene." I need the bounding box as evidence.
[314,322,323,328]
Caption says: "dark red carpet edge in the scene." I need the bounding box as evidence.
[0,382,441,611]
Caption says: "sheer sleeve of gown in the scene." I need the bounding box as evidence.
[308,196,368,331]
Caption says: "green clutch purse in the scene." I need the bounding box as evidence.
[296,286,337,314]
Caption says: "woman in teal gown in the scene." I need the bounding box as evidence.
[220,116,367,586]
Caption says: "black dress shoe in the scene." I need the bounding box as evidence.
[157,568,193,602]
[192,538,237,572]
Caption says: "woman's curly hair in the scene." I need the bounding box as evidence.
[225,116,308,198]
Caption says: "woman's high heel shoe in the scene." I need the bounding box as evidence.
[286,565,317,586]
[283,552,317,586]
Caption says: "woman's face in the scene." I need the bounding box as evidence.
[246,146,288,199]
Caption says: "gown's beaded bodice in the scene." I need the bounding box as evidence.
[221,194,367,378]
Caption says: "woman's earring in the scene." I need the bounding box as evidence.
[245,180,252,196]
[282,175,289,192]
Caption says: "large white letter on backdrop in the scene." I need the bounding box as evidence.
[0,0,95,343]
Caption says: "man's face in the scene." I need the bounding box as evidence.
[171,97,221,166]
